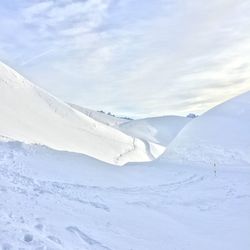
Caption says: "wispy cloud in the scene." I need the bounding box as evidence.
[0,0,250,117]
[21,49,55,66]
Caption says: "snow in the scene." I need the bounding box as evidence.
[164,91,250,165]
[119,116,192,146]
[0,140,249,250]
[0,61,164,165]
[69,103,128,127]
[0,61,250,249]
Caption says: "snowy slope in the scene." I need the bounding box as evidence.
[119,116,192,146]
[69,103,128,127]
[0,140,249,250]
[165,91,250,165]
[69,104,191,148]
[0,61,164,165]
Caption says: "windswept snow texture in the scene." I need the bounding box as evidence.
[165,91,250,165]
[120,116,192,146]
[0,141,249,250]
[0,62,164,165]
[69,103,128,127]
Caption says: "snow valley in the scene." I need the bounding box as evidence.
[0,61,250,250]
[0,62,165,166]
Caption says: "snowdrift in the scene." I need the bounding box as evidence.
[165,91,250,165]
[119,116,192,146]
[0,61,164,165]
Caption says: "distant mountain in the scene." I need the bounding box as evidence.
[186,113,198,118]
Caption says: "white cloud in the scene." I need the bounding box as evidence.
[0,0,250,117]
[22,0,111,32]
[22,1,54,23]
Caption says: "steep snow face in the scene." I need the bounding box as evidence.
[0,62,164,165]
[119,116,192,146]
[69,103,128,127]
[165,91,250,165]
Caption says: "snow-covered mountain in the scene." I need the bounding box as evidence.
[68,104,192,147]
[69,103,128,127]
[0,61,164,165]
[119,116,192,146]
[165,91,250,165]
[1,61,249,250]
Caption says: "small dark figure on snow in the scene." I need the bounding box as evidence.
[214,162,217,177]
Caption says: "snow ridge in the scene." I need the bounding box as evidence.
[0,61,164,165]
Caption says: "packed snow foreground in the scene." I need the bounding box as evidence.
[0,61,249,250]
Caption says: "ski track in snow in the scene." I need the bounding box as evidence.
[115,137,156,164]
[0,145,250,249]
[66,226,112,250]
[141,139,155,161]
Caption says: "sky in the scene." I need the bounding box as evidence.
[0,0,250,118]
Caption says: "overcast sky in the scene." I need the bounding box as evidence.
[0,0,250,117]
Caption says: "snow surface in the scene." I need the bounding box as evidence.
[69,105,192,148]
[165,91,250,165]
[0,140,249,250]
[69,103,128,127]
[0,62,164,165]
[119,116,192,146]
[0,61,250,249]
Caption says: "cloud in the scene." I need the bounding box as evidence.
[22,0,111,33]
[20,49,55,66]
[0,0,250,117]
[22,1,54,22]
